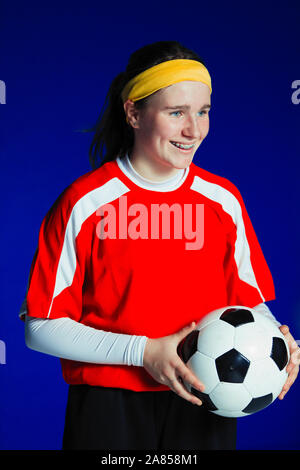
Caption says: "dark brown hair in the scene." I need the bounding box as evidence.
[81,41,207,169]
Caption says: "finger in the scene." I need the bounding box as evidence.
[279,326,298,356]
[286,348,300,373]
[287,365,299,386]
[279,325,289,335]
[293,348,300,365]
[286,339,300,368]
[291,347,300,364]
[280,328,293,347]
[286,349,298,372]
[176,362,205,393]
[279,366,299,398]
[176,322,197,341]
[287,334,298,348]
[290,339,299,350]
[286,361,296,374]
[169,377,203,406]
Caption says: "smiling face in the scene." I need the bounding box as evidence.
[124,80,211,180]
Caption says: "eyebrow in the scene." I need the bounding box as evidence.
[163,104,211,110]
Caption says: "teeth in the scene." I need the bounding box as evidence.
[171,141,194,150]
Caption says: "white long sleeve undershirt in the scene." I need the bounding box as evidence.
[24,314,148,366]
[24,303,281,366]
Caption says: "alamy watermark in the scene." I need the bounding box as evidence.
[0,80,6,104]
[291,80,300,104]
[95,196,204,250]
[0,340,6,364]
[1,79,298,106]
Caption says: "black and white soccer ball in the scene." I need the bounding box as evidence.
[177,306,290,418]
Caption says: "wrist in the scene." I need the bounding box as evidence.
[143,337,154,367]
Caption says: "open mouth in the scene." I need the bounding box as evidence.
[170,141,195,152]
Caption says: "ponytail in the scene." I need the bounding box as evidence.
[82,72,133,169]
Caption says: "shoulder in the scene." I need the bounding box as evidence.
[44,160,121,221]
[52,160,120,206]
[189,163,250,227]
[67,160,120,198]
[190,162,242,196]
[189,162,245,206]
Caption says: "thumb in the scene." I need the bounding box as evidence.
[280,325,289,334]
[176,321,197,340]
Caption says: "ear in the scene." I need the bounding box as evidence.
[123,99,140,128]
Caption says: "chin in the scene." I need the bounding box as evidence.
[173,155,194,169]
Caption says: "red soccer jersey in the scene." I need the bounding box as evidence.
[25,158,275,391]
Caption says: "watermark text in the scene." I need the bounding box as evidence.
[95,197,204,250]
[0,80,6,104]
[291,80,300,104]
[0,340,6,364]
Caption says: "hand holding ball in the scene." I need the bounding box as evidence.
[177,306,289,417]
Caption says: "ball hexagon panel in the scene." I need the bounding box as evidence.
[234,322,273,362]
[251,311,284,337]
[243,357,288,398]
[209,382,252,412]
[271,368,289,399]
[188,352,219,394]
[196,320,235,359]
[196,306,229,330]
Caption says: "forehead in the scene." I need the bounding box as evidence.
[150,80,211,106]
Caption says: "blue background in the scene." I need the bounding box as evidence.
[0,0,299,450]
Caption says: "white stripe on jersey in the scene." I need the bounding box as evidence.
[190,175,265,302]
[47,177,130,318]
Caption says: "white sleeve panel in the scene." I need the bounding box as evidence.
[252,303,281,327]
[25,315,148,367]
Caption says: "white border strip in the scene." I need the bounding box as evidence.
[190,175,265,302]
[47,178,130,318]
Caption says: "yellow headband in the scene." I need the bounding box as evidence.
[121,59,212,104]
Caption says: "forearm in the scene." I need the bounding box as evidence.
[24,303,279,368]
[25,315,148,367]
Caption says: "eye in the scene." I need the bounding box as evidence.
[170,110,183,117]
[198,110,209,117]
[170,110,210,118]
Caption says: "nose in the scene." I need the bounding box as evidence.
[182,115,202,140]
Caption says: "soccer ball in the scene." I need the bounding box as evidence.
[177,306,289,418]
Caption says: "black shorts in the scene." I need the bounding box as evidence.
[62,385,237,451]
